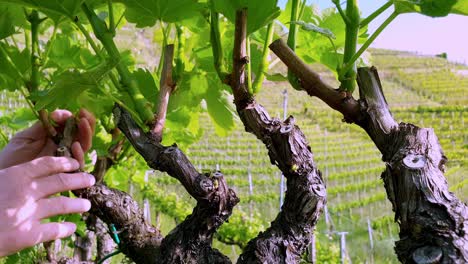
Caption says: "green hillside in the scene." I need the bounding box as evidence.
[0,49,466,263]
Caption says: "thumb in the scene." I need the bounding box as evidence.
[12,122,47,141]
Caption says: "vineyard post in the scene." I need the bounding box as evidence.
[248,167,254,218]
[143,170,152,224]
[308,232,317,263]
[367,218,375,263]
[337,231,349,264]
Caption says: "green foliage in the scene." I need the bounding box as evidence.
[217,209,266,248]
[0,3,26,40]
[315,239,341,264]
[393,0,467,17]
[0,107,36,130]
[0,0,82,21]
[44,34,99,70]
[205,86,237,137]
[0,44,30,91]
[119,0,202,27]
[32,59,117,113]
[4,246,38,264]
[282,4,368,75]
[212,0,281,34]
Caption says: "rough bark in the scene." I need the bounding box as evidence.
[113,104,239,263]
[357,68,468,263]
[77,184,163,263]
[72,231,94,261]
[269,40,468,263]
[228,10,326,263]
[55,118,163,263]
[93,216,116,264]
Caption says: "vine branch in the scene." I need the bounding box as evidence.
[269,38,362,123]
[228,9,326,263]
[151,44,175,142]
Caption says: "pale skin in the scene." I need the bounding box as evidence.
[0,109,96,257]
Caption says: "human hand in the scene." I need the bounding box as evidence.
[0,109,96,170]
[0,157,95,257]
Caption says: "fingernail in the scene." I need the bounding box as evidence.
[83,199,92,211]
[87,174,96,186]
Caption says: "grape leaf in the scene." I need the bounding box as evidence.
[92,122,113,156]
[44,34,98,70]
[33,60,117,110]
[0,43,30,91]
[394,0,462,17]
[163,107,203,148]
[118,0,202,27]
[0,3,26,40]
[131,68,158,111]
[452,1,468,15]
[213,0,281,34]
[204,81,236,137]
[0,0,83,21]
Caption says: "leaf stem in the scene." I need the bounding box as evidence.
[332,0,350,25]
[0,42,37,118]
[40,23,58,70]
[18,87,39,119]
[74,22,122,92]
[252,23,274,94]
[81,3,154,124]
[360,1,392,28]
[0,43,28,83]
[340,12,398,78]
[9,34,19,49]
[156,21,171,78]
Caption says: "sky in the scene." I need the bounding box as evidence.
[278,0,468,64]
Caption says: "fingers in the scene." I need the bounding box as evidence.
[33,172,95,199]
[77,117,93,152]
[71,142,85,169]
[50,110,73,124]
[12,157,80,179]
[0,222,76,257]
[36,196,91,220]
[12,122,47,141]
[79,109,96,134]
[30,222,77,247]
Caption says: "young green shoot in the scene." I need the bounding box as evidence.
[252,22,274,94]
[287,0,302,90]
[340,12,398,78]
[340,0,360,92]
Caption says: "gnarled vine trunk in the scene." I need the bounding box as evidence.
[270,39,468,263]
